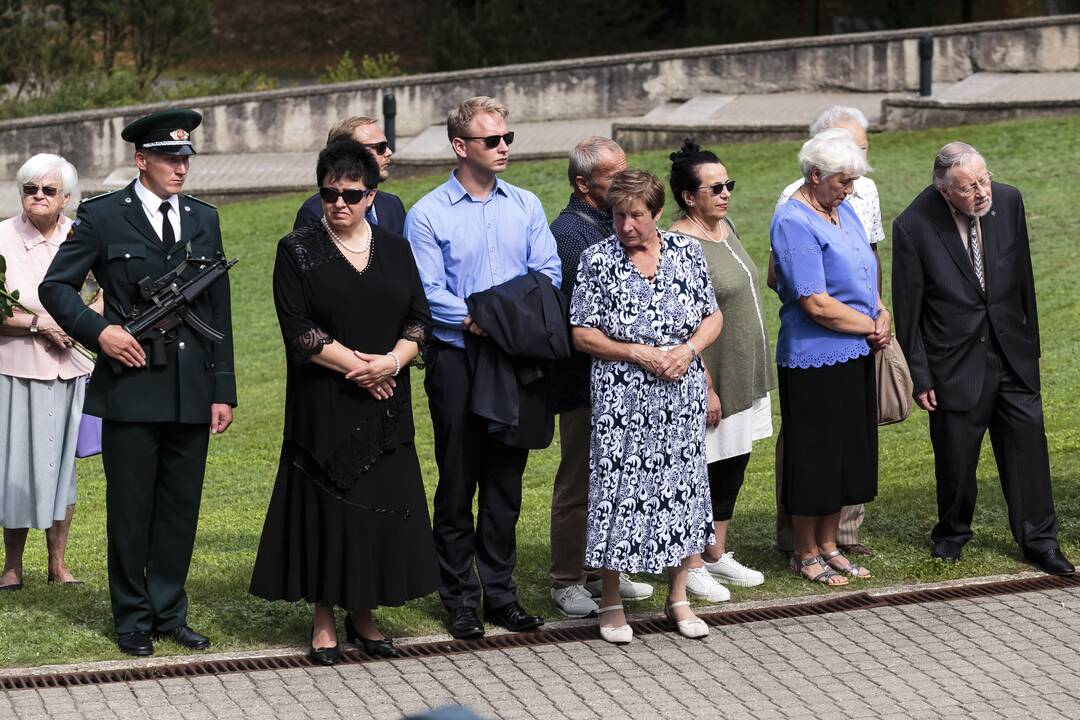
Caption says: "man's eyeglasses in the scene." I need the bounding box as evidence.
[362,141,391,155]
[458,132,515,149]
[23,184,60,198]
[953,172,993,198]
[696,180,736,195]
[319,187,374,205]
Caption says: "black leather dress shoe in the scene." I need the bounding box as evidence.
[931,540,962,563]
[345,615,399,657]
[485,601,544,632]
[308,643,342,666]
[155,625,210,650]
[117,631,154,656]
[447,606,485,640]
[1024,547,1076,576]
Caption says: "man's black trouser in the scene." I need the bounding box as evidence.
[928,341,1059,553]
[102,420,209,634]
[425,342,529,611]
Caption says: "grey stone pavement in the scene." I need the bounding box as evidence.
[3,69,1078,219]
[3,584,1080,719]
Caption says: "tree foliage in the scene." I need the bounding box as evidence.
[0,0,213,100]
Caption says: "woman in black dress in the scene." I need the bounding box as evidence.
[250,139,439,664]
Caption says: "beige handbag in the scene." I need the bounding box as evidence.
[876,340,913,425]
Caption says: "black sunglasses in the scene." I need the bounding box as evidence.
[458,132,515,149]
[319,187,373,205]
[362,141,391,155]
[23,184,60,198]
[696,180,736,195]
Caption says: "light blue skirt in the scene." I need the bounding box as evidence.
[0,374,85,529]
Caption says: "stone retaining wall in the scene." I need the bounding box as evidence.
[1,14,1077,179]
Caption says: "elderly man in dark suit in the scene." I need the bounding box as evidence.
[892,141,1073,576]
[40,109,237,655]
[293,116,406,235]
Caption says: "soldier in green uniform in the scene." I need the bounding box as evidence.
[40,109,236,657]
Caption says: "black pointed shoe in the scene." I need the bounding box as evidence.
[117,631,154,656]
[1024,547,1075,576]
[308,624,341,666]
[447,606,485,640]
[155,625,210,650]
[485,601,544,632]
[345,615,399,658]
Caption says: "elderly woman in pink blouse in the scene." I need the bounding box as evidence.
[0,153,100,590]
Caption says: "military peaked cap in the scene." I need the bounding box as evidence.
[122,109,202,156]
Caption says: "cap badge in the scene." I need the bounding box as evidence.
[170,129,190,141]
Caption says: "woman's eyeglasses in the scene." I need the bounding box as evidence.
[23,184,60,198]
[362,141,391,155]
[319,187,374,205]
[696,180,736,195]
[458,132,515,149]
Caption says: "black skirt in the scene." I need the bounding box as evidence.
[249,441,440,611]
[778,354,878,517]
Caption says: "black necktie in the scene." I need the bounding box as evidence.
[159,201,176,252]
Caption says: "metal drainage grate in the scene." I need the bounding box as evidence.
[2,573,1077,691]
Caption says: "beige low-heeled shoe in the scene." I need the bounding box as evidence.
[598,604,633,644]
[665,600,709,639]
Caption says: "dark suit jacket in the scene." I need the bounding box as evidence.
[892,183,1041,412]
[39,180,236,424]
[464,271,572,449]
[293,189,406,236]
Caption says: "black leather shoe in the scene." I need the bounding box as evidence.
[0,582,22,591]
[345,615,399,658]
[117,631,154,656]
[931,540,962,563]
[447,606,485,640]
[308,624,341,666]
[1024,547,1076,576]
[155,625,210,650]
[485,601,544,632]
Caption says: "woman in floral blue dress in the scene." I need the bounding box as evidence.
[570,169,724,644]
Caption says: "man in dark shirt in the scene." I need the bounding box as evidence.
[293,116,406,235]
[548,137,654,617]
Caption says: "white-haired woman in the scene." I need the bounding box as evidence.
[0,153,99,590]
[769,129,891,587]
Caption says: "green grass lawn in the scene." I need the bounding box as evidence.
[3,116,1078,667]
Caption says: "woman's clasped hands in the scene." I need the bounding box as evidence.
[345,350,397,400]
[634,343,695,382]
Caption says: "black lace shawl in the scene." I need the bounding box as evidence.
[273,223,431,489]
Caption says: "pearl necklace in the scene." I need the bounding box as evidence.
[322,216,371,255]
[687,215,728,243]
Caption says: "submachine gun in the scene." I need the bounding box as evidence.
[110,255,239,373]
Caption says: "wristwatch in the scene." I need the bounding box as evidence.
[29,316,39,335]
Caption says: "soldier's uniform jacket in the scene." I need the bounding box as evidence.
[40,179,236,424]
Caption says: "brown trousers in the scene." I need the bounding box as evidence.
[773,426,866,552]
[549,408,597,588]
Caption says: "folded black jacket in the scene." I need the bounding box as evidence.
[464,271,571,449]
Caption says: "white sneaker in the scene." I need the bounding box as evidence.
[584,574,654,600]
[685,565,731,602]
[704,552,765,588]
[551,584,599,618]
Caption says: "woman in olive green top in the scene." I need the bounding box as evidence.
[668,140,776,601]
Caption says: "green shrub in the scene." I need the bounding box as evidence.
[319,50,403,84]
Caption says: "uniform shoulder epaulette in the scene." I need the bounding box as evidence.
[183,195,217,210]
[80,189,120,204]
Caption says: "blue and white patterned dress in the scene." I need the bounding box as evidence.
[570,232,719,573]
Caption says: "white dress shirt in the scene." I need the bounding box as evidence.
[133,178,180,243]
[776,175,885,245]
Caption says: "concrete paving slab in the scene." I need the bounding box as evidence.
[3,581,1079,719]
[935,71,1080,103]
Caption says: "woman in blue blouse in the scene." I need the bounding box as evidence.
[770,128,892,586]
